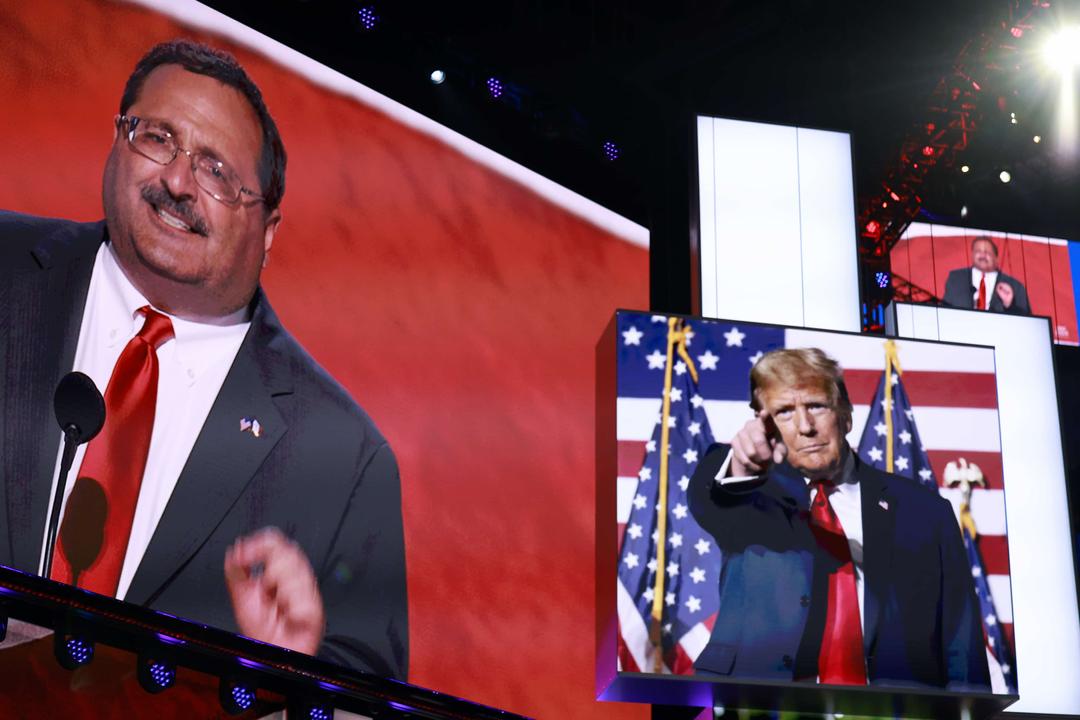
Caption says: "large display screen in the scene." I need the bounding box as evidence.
[605,310,1016,698]
[0,2,649,718]
[892,221,1079,345]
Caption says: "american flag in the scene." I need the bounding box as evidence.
[615,314,1015,686]
[856,340,1016,693]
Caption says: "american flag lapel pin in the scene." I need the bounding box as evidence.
[879,499,889,511]
[240,416,262,438]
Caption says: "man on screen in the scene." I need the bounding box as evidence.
[942,236,1031,315]
[0,40,407,679]
[688,348,989,690]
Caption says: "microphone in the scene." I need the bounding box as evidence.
[43,372,105,580]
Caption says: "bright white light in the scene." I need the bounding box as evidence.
[961,165,970,173]
[429,69,446,85]
[1043,27,1080,71]
[1000,170,1012,183]
[1034,135,1042,143]
[961,205,969,218]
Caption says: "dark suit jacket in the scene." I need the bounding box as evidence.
[687,444,989,690]
[0,210,408,680]
[942,267,1031,316]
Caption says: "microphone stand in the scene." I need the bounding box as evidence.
[42,425,81,580]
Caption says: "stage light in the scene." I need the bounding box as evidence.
[602,141,619,161]
[137,656,176,694]
[219,677,258,715]
[999,170,1012,183]
[357,6,378,31]
[429,69,445,85]
[54,633,94,670]
[1042,27,1080,72]
[1034,134,1042,143]
[961,205,969,218]
[961,165,970,173]
[865,220,880,235]
[875,272,890,289]
[921,145,934,157]
[486,77,503,99]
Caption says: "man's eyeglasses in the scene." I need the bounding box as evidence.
[119,115,264,206]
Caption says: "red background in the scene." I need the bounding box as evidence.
[0,1,650,717]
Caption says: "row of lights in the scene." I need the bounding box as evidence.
[45,626,334,718]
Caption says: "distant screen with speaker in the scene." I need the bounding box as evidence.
[0,2,648,718]
[597,310,1018,715]
[891,221,1079,345]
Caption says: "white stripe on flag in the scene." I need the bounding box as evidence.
[849,405,1001,452]
[617,577,650,672]
[938,488,1008,536]
[785,329,997,373]
[617,476,638,525]
[679,621,712,663]
[987,574,1014,624]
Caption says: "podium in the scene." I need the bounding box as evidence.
[0,565,525,719]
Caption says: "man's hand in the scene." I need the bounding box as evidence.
[729,410,787,477]
[995,281,1014,309]
[224,527,325,656]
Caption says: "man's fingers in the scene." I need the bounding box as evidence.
[771,437,788,465]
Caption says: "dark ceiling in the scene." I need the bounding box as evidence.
[206,0,1080,256]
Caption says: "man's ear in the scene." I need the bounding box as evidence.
[262,208,282,268]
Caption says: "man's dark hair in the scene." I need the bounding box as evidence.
[972,235,998,256]
[119,39,286,211]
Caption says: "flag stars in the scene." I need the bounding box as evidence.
[638,467,652,481]
[665,592,676,607]
[666,562,679,578]
[685,595,702,613]
[672,503,688,520]
[971,565,983,578]
[627,523,643,540]
[663,623,673,634]
[670,533,683,548]
[688,421,702,436]
[646,440,657,453]
[749,350,764,366]
[646,350,666,369]
[683,327,695,345]
[674,360,688,376]
[690,567,706,584]
[868,447,884,463]
[898,430,912,445]
[985,614,997,627]
[622,326,643,346]
[691,394,705,408]
[647,558,658,573]
[667,415,678,429]
[895,456,909,472]
[668,387,683,402]
[683,448,699,464]
[724,327,745,347]
[891,372,900,386]
[623,553,640,569]
[633,494,648,510]
[874,422,888,437]
[678,476,690,492]
[880,398,892,413]
[694,538,711,555]
[643,587,654,602]
[652,529,659,543]
[919,467,934,482]
[651,315,668,324]
[904,409,914,421]
[697,350,719,370]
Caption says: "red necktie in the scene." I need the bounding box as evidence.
[51,306,174,595]
[808,480,867,685]
[977,275,987,310]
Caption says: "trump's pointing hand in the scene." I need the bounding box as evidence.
[729,410,787,477]
[224,527,325,656]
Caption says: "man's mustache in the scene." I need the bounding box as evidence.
[141,185,209,236]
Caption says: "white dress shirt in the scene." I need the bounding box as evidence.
[38,242,250,600]
[970,267,999,310]
[715,449,865,630]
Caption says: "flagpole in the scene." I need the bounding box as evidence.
[883,340,902,473]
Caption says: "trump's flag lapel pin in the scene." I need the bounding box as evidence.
[240,416,262,438]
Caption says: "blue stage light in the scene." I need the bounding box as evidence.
[220,677,258,715]
[430,69,446,85]
[138,656,176,694]
[357,6,378,31]
[875,271,891,289]
[603,141,619,161]
[55,633,94,670]
[486,77,503,99]
[307,704,333,720]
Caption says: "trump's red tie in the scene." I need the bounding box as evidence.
[809,480,867,685]
[51,306,174,595]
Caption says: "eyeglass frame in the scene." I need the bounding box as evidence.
[117,114,266,207]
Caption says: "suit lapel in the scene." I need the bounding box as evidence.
[124,293,291,606]
[858,460,895,658]
[2,224,100,572]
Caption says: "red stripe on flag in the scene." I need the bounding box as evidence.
[928,451,1004,490]
[977,536,1011,576]
[618,440,648,477]
[845,370,998,409]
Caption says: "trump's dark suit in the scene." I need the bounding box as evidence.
[688,443,989,690]
[0,210,408,680]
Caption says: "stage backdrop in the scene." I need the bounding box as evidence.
[0,1,650,718]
